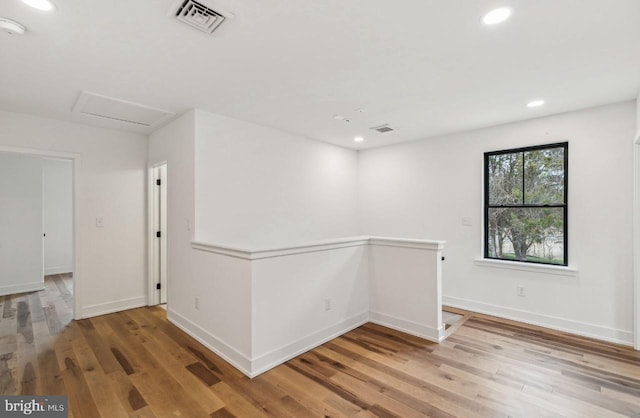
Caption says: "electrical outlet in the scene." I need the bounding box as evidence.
[195,297,199,310]
[517,286,526,297]
[324,298,331,311]
[96,217,104,228]
[462,217,473,226]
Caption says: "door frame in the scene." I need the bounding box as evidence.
[147,161,168,306]
[634,135,640,350]
[0,145,81,319]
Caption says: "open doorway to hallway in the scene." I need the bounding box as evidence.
[0,152,75,318]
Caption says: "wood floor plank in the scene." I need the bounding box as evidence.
[209,381,270,418]
[37,343,65,396]
[267,365,353,417]
[58,349,102,417]
[102,314,213,417]
[70,325,131,418]
[126,314,227,414]
[75,318,125,375]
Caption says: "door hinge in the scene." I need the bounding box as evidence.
[156,179,161,186]
[156,231,161,238]
[156,283,161,290]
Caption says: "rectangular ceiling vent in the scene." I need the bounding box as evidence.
[174,0,225,34]
[370,124,396,133]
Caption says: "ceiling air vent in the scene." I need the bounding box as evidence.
[174,0,225,34]
[370,124,396,133]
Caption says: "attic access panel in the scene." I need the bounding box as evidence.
[72,91,175,128]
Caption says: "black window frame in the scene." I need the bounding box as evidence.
[484,142,568,266]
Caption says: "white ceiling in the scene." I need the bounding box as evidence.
[1,0,639,149]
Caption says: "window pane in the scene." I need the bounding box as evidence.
[524,147,565,204]
[487,207,564,264]
[488,153,523,205]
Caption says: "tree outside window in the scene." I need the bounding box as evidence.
[484,142,568,266]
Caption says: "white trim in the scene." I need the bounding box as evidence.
[369,311,444,343]
[443,295,633,346]
[474,257,578,277]
[192,236,369,260]
[0,145,78,160]
[250,237,370,259]
[0,282,45,297]
[634,136,640,349]
[81,296,147,318]
[192,236,445,260]
[368,236,445,251]
[147,165,155,306]
[251,312,369,378]
[191,241,253,259]
[44,266,73,276]
[167,308,253,376]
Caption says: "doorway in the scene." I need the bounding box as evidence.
[0,150,76,320]
[150,163,168,306]
[635,139,640,350]
[43,158,74,277]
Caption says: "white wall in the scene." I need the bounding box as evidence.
[149,111,254,371]
[191,236,443,377]
[151,110,363,375]
[369,239,444,342]
[0,110,148,317]
[359,101,636,344]
[251,244,369,375]
[0,153,44,295]
[147,110,196,309]
[43,158,73,275]
[194,110,359,248]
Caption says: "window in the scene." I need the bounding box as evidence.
[484,142,568,266]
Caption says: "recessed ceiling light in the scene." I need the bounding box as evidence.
[0,18,26,35]
[482,7,511,25]
[354,136,364,143]
[333,115,345,120]
[527,99,545,108]
[20,0,55,11]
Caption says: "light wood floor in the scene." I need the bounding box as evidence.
[2,277,640,417]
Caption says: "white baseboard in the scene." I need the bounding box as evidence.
[167,309,253,377]
[443,295,633,346]
[0,281,45,297]
[81,296,147,318]
[44,266,73,276]
[250,311,369,378]
[369,311,443,343]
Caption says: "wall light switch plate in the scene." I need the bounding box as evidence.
[462,217,473,226]
[96,217,104,228]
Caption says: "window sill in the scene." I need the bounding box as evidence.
[474,258,578,277]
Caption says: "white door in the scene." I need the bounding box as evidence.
[153,164,168,304]
[0,153,43,293]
